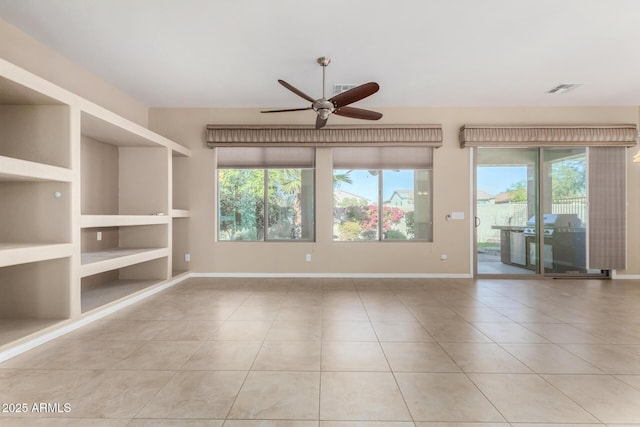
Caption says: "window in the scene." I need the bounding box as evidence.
[217,148,314,241]
[333,147,433,241]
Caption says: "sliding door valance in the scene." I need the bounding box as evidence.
[206,125,443,148]
[459,125,638,148]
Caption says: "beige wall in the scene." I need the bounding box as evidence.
[0,18,148,126]
[149,106,640,276]
[4,18,638,277]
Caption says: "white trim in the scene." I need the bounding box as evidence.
[0,274,189,364]
[190,272,473,279]
[611,271,640,280]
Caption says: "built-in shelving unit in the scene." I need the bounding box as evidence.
[0,58,191,351]
[171,153,190,277]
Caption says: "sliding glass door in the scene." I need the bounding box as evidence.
[475,147,601,277]
[475,148,538,275]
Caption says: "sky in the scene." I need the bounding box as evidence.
[334,169,415,201]
[477,166,527,195]
[335,167,526,201]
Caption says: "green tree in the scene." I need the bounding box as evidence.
[507,181,528,202]
[552,159,585,199]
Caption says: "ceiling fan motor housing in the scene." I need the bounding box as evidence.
[312,99,334,119]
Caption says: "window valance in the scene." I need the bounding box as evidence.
[459,125,638,148]
[206,125,443,148]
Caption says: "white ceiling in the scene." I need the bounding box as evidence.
[1,0,640,109]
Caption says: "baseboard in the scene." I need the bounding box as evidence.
[611,272,640,280]
[190,272,473,279]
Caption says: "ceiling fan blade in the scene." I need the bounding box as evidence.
[278,80,316,103]
[334,106,383,120]
[315,115,328,129]
[329,82,380,108]
[261,107,313,113]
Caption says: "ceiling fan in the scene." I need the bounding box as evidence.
[261,56,383,129]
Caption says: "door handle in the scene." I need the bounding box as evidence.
[474,216,481,228]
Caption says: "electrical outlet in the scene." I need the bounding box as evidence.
[305,254,311,262]
[185,253,191,262]
[441,254,447,262]
[96,231,102,241]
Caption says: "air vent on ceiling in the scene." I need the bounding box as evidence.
[547,83,582,94]
[333,84,358,95]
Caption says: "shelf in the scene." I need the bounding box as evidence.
[80,247,169,277]
[81,109,190,155]
[171,209,191,218]
[81,279,162,313]
[0,243,72,268]
[0,319,67,348]
[81,214,169,228]
[0,155,73,182]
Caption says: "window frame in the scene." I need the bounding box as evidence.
[332,167,433,242]
[217,166,316,242]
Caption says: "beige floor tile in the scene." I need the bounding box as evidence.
[150,320,224,340]
[228,305,281,321]
[0,420,130,426]
[560,344,640,374]
[322,321,377,341]
[228,371,320,420]
[571,323,640,344]
[267,320,322,341]
[468,373,599,423]
[137,371,246,419]
[0,340,142,370]
[128,420,223,427]
[322,306,370,321]
[320,372,411,421]
[519,323,603,344]
[58,319,171,341]
[372,321,434,342]
[451,308,512,323]
[441,343,531,373]
[616,374,640,391]
[106,298,190,321]
[180,305,239,321]
[543,374,640,424]
[382,342,460,372]
[409,307,463,323]
[501,343,603,374]
[181,341,262,370]
[493,307,561,323]
[277,306,323,321]
[112,340,201,370]
[70,370,175,418]
[320,422,415,427]
[225,421,318,427]
[0,369,94,404]
[210,321,273,341]
[254,341,321,371]
[422,322,492,343]
[395,372,504,422]
[364,305,417,321]
[322,342,389,372]
[472,323,549,343]
[414,423,509,427]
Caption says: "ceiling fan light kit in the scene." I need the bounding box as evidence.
[261,56,383,129]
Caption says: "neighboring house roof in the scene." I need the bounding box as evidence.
[494,191,515,203]
[386,190,414,204]
[477,190,495,201]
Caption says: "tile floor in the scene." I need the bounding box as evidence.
[1,277,640,426]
